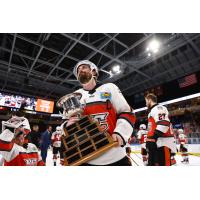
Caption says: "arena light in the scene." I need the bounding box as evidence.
[112,64,121,74]
[51,114,62,117]
[146,39,160,54]
[147,52,151,57]
[134,92,200,113]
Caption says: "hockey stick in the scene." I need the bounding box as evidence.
[126,155,139,166]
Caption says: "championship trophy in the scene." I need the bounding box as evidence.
[57,93,117,166]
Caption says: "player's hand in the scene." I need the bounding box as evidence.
[66,116,79,127]
[112,133,125,147]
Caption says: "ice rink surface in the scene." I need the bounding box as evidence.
[130,151,200,166]
[130,144,200,166]
[45,144,200,166]
[1,145,199,166]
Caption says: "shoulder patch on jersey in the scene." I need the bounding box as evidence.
[157,106,164,110]
[100,92,112,99]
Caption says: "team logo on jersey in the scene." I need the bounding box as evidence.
[90,112,109,131]
[24,158,37,166]
[100,92,111,100]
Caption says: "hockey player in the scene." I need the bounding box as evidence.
[51,126,63,166]
[0,116,44,166]
[178,129,189,164]
[145,93,177,166]
[137,124,148,165]
[64,60,136,166]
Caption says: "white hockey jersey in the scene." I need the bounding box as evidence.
[179,133,187,145]
[137,130,147,149]
[74,83,136,165]
[51,131,62,147]
[147,104,176,153]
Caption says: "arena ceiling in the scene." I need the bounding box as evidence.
[0,33,200,100]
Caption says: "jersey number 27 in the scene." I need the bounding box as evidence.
[158,113,166,120]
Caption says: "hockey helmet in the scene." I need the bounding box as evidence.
[178,129,184,134]
[139,124,146,130]
[73,60,99,80]
[56,126,62,133]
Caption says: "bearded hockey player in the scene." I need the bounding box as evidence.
[145,93,176,166]
[51,126,63,166]
[137,124,148,165]
[64,60,136,166]
[0,116,44,166]
[178,129,189,164]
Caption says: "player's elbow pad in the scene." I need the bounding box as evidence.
[117,112,136,128]
[114,118,135,143]
[0,139,14,152]
[0,129,15,152]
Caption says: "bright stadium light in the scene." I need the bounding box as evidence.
[147,39,160,54]
[112,65,121,74]
[148,52,151,57]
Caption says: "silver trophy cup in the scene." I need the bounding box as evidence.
[57,93,84,119]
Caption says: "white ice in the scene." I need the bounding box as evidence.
[45,144,200,166]
[130,144,200,166]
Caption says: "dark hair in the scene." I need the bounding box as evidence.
[46,125,52,129]
[145,93,157,103]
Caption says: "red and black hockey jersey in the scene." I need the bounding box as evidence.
[137,130,147,144]
[147,104,176,152]
[0,129,44,166]
[75,83,136,165]
[51,131,62,148]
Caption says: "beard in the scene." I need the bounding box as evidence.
[78,72,92,84]
[145,100,151,109]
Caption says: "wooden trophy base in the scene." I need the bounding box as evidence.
[62,116,118,166]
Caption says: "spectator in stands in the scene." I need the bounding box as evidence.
[40,125,52,164]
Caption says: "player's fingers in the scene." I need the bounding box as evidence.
[67,117,79,126]
[70,116,79,122]
[116,135,123,146]
[112,134,121,146]
[112,134,117,141]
